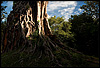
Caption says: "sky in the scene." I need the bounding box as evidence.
[1,1,86,22]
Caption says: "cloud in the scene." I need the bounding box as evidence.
[73,8,84,15]
[58,7,76,15]
[5,1,13,14]
[1,1,13,21]
[74,11,79,15]
[78,8,83,12]
[47,1,77,21]
[2,18,6,22]
[48,14,52,18]
[7,1,13,6]
[1,1,13,18]
[47,1,77,11]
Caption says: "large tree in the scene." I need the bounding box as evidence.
[1,1,99,67]
[1,1,78,67]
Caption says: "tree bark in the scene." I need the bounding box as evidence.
[2,1,52,52]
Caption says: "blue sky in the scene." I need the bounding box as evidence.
[1,1,86,21]
[47,1,86,21]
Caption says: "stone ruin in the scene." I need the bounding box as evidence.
[2,1,52,52]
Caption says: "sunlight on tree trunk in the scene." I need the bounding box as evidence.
[1,1,99,67]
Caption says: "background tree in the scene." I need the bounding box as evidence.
[67,1,99,57]
[69,13,99,57]
[48,16,64,34]
[80,1,99,19]
[48,16,75,47]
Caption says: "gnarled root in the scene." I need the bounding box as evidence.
[7,35,84,67]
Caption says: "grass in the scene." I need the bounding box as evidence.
[1,45,99,67]
[1,35,99,67]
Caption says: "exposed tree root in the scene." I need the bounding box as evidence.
[2,34,96,67]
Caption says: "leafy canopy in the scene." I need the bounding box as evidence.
[80,1,99,19]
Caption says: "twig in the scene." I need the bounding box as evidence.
[39,51,42,59]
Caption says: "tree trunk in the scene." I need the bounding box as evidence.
[2,1,52,52]
[1,1,95,67]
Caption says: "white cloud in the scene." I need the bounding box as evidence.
[5,1,13,14]
[47,1,77,21]
[57,3,77,21]
[7,1,13,6]
[74,11,79,15]
[1,1,13,22]
[78,8,82,12]
[2,18,6,22]
[47,1,77,11]
[74,8,84,15]
[48,14,52,18]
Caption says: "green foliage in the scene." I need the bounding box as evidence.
[80,1,99,19]
[69,12,99,57]
[58,21,73,37]
[68,1,99,57]
[48,16,65,32]
[48,16,75,46]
